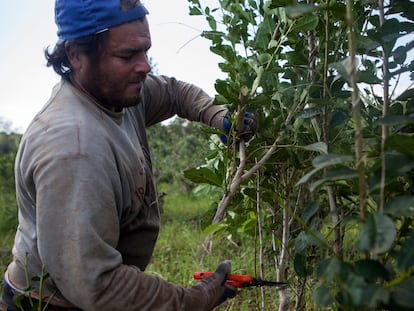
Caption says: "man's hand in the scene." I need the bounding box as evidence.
[221,112,258,144]
[201,260,237,306]
[187,260,236,310]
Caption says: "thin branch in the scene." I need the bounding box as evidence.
[213,96,301,223]
[256,164,266,311]
[379,0,390,214]
[346,0,368,220]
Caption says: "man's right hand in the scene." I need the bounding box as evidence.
[201,260,237,307]
[185,260,237,310]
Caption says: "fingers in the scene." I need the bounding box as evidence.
[223,284,237,299]
[244,112,257,133]
[238,112,257,141]
[214,261,237,306]
[218,284,237,305]
[221,112,258,144]
[215,260,232,276]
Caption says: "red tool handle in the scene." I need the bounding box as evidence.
[194,272,254,288]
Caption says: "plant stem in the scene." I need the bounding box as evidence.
[213,92,302,223]
[328,185,342,256]
[378,0,390,214]
[346,0,368,220]
[255,165,266,311]
[38,266,46,311]
[278,186,291,311]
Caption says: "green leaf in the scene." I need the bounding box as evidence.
[308,167,359,192]
[316,257,341,281]
[381,115,414,126]
[285,50,308,65]
[297,107,322,119]
[296,167,319,186]
[294,253,308,277]
[397,230,414,271]
[358,69,383,84]
[202,31,225,44]
[361,284,390,309]
[294,231,310,254]
[239,212,257,234]
[312,154,354,169]
[396,88,414,101]
[358,213,396,254]
[304,142,328,154]
[384,195,414,217]
[285,4,323,18]
[302,201,319,224]
[189,6,202,15]
[269,0,295,9]
[214,94,229,105]
[354,259,390,282]
[251,66,264,94]
[393,45,407,64]
[370,154,414,192]
[207,15,217,31]
[389,278,414,309]
[386,134,414,157]
[14,294,25,309]
[183,167,222,187]
[313,285,334,307]
[295,229,327,254]
[344,273,368,307]
[202,222,228,235]
[292,15,319,32]
[297,154,354,186]
[323,167,358,181]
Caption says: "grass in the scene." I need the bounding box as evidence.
[0,232,13,270]
[147,190,282,310]
[0,231,14,295]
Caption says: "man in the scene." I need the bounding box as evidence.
[0,0,243,310]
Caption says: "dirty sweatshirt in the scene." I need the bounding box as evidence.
[6,75,227,310]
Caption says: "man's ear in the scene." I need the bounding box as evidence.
[65,43,83,70]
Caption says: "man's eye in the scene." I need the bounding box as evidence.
[118,55,133,61]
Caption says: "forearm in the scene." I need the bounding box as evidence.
[63,264,215,311]
[143,74,227,129]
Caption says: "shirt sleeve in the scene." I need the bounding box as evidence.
[142,74,227,129]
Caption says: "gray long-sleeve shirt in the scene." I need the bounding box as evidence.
[6,75,227,310]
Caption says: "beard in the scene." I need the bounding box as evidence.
[89,69,146,112]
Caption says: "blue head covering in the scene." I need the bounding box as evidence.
[55,0,149,42]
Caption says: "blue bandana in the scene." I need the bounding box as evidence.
[55,0,149,42]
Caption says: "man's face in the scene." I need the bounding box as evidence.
[78,18,152,111]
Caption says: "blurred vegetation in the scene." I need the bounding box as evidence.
[0,122,20,234]
[147,117,218,193]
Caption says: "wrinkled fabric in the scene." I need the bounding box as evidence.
[6,75,227,310]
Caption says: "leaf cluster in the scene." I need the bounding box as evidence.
[185,0,414,309]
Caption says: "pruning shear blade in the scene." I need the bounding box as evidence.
[194,272,288,289]
[243,278,288,288]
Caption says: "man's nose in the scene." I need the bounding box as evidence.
[133,54,151,74]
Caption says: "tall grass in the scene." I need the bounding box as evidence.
[148,190,281,310]
[0,193,17,288]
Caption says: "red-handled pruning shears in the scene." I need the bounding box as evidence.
[194,272,288,289]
